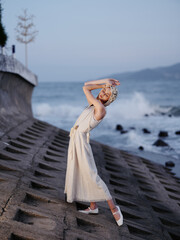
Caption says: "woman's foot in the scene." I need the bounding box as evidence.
[112,206,121,221]
[78,206,99,214]
[82,203,98,211]
[83,206,97,211]
[111,205,123,226]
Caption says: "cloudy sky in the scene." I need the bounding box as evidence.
[2,0,180,82]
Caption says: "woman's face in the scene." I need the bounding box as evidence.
[98,87,111,102]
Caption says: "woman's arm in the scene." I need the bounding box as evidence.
[82,78,120,107]
[84,78,120,86]
[83,83,106,91]
[82,78,120,120]
[82,84,105,107]
[83,85,106,121]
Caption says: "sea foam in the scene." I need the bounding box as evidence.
[107,92,165,120]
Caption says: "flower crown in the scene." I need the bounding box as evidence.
[104,85,118,107]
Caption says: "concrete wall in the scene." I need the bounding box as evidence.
[0,54,38,136]
[0,72,34,116]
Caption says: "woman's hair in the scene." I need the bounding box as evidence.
[94,85,118,107]
[103,86,118,107]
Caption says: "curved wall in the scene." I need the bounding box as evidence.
[0,72,34,116]
[0,54,38,136]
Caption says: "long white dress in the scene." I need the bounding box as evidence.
[64,104,112,203]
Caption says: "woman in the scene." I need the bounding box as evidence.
[64,78,123,226]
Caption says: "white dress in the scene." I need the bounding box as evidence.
[64,104,112,203]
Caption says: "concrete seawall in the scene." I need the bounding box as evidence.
[0,55,180,240]
[0,54,37,137]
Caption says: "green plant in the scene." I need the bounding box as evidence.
[0,2,8,50]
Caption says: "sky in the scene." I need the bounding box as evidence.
[2,0,180,82]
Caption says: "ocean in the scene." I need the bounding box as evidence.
[32,78,180,177]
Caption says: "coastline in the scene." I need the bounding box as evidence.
[31,80,180,180]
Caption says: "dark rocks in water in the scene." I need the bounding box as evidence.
[139,146,144,151]
[144,114,149,117]
[168,106,180,117]
[168,114,172,117]
[142,128,151,134]
[158,131,168,137]
[116,124,128,134]
[153,139,169,147]
[161,112,166,116]
[129,127,136,130]
[116,124,123,131]
[175,130,180,135]
[121,130,128,134]
[165,161,175,167]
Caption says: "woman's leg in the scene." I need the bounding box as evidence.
[90,201,98,209]
[107,198,121,222]
[88,199,121,222]
[82,201,98,211]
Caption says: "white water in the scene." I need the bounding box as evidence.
[32,80,180,177]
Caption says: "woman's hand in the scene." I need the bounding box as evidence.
[105,78,120,88]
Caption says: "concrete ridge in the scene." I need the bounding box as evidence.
[0,117,180,240]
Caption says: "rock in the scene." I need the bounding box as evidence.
[144,114,149,117]
[116,124,123,131]
[175,131,180,135]
[142,128,151,134]
[158,131,168,137]
[129,127,136,130]
[121,130,128,134]
[168,114,172,117]
[139,146,144,151]
[153,139,169,147]
[165,161,175,167]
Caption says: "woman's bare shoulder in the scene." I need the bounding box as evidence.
[94,105,106,121]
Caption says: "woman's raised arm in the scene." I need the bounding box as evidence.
[84,78,120,86]
[82,78,120,108]
[82,84,105,108]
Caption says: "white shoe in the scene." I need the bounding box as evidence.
[113,205,123,226]
[78,206,99,214]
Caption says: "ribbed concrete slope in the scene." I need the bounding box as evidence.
[0,117,180,240]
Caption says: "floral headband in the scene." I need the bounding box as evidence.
[103,85,118,107]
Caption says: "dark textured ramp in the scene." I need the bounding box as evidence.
[0,118,180,240]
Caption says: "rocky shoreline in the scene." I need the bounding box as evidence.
[116,123,180,173]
